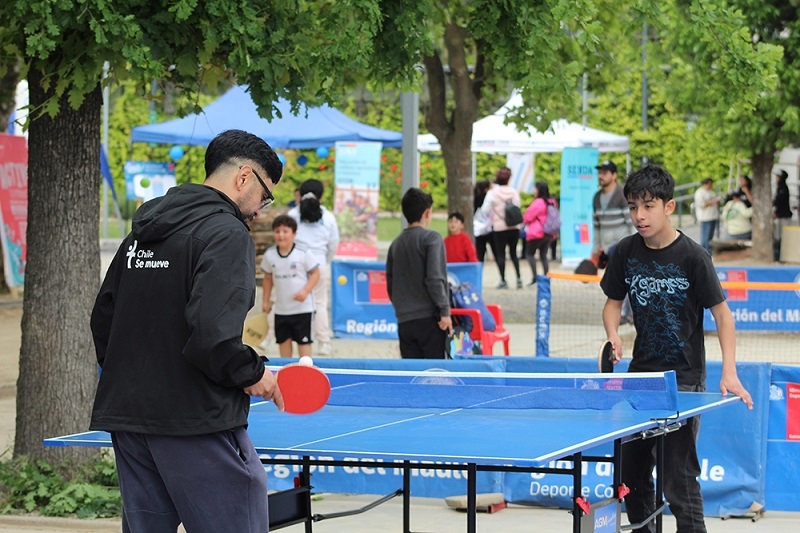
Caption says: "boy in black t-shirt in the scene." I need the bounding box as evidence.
[600,165,753,533]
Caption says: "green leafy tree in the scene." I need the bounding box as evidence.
[393,1,779,237]
[0,0,418,461]
[637,1,786,260]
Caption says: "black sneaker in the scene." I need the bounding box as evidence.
[516,279,523,289]
[496,280,508,289]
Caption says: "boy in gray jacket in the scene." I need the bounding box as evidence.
[386,188,452,358]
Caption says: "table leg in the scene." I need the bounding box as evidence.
[572,452,583,533]
[656,436,664,533]
[467,463,477,533]
[403,461,411,533]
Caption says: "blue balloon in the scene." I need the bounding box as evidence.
[169,145,184,161]
[316,146,329,159]
[277,153,286,165]
[297,155,308,167]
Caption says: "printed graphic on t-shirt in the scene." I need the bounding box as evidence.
[625,259,690,364]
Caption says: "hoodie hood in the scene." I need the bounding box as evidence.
[132,183,247,243]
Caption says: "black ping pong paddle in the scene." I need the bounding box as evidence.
[275,364,331,414]
[598,340,615,373]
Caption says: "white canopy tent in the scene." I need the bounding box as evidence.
[417,92,629,154]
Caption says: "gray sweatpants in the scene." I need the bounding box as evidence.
[111,427,269,533]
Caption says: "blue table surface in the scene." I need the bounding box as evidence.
[45,392,740,467]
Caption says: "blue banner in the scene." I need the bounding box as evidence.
[706,266,800,331]
[766,364,800,511]
[331,260,482,339]
[535,275,551,357]
[559,148,598,266]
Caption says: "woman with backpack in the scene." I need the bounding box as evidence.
[522,181,558,285]
[481,167,523,289]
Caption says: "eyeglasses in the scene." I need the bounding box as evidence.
[242,166,275,209]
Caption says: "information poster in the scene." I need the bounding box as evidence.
[506,152,535,193]
[559,148,598,266]
[333,142,382,258]
[0,134,28,288]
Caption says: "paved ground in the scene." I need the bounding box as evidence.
[0,220,796,531]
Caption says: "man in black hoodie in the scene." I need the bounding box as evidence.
[90,129,283,532]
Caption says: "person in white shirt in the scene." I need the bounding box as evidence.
[694,178,720,255]
[287,179,340,355]
[261,215,320,358]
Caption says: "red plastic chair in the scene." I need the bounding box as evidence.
[450,304,511,356]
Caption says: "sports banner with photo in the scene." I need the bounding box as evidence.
[0,134,28,288]
[123,161,177,202]
[331,260,482,339]
[333,142,382,259]
[559,148,598,267]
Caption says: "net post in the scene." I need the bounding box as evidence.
[536,275,551,357]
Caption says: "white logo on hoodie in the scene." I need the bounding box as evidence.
[126,239,170,269]
[126,240,138,269]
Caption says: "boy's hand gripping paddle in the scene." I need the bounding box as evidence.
[276,364,331,414]
[598,340,615,373]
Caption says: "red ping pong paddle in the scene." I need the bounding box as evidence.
[598,340,615,373]
[276,364,331,414]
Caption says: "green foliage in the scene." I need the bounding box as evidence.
[0,454,120,519]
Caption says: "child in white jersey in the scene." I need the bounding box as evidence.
[261,215,320,357]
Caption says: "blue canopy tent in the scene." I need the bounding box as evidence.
[130,85,402,148]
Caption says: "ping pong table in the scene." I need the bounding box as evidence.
[45,370,740,533]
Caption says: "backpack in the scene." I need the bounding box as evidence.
[543,201,561,236]
[450,282,497,332]
[504,200,523,226]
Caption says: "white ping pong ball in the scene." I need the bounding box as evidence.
[298,356,314,367]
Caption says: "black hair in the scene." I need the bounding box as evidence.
[448,212,465,223]
[401,187,433,224]
[272,214,297,232]
[623,165,675,202]
[534,181,550,200]
[739,175,752,189]
[298,179,324,223]
[205,129,282,184]
[474,180,491,210]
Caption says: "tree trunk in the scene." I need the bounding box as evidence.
[423,22,480,230]
[749,150,775,262]
[15,68,101,461]
[441,140,475,228]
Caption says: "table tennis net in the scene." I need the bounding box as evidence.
[321,370,678,411]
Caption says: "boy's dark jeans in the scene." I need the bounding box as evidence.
[622,384,706,533]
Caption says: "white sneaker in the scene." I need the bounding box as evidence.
[318,342,333,356]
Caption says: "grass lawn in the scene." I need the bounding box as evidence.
[377,215,448,242]
[102,214,449,242]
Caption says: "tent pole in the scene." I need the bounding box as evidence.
[401,92,419,229]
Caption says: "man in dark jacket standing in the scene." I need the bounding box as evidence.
[773,169,793,260]
[90,129,284,532]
